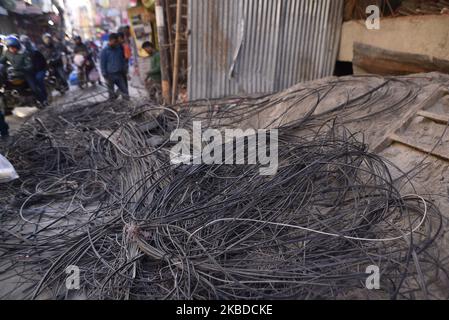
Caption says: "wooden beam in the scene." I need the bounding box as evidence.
[372,86,448,153]
[389,133,449,162]
[164,0,175,69]
[171,0,182,104]
[353,42,449,76]
[416,110,449,124]
[155,0,172,103]
[343,0,357,21]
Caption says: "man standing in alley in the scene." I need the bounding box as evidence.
[21,35,49,105]
[41,33,69,92]
[100,33,129,101]
[142,41,161,84]
[142,41,161,100]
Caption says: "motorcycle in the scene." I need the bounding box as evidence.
[0,65,54,115]
[46,63,69,97]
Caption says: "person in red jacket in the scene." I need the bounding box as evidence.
[117,32,131,86]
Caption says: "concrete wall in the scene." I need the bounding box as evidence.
[338,15,449,62]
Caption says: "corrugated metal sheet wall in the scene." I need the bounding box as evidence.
[188,0,344,100]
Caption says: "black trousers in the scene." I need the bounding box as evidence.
[55,65,69,87]
[0,110,9,136]
[106,73,129,100]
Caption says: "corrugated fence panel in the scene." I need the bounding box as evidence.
[188,0,344,100]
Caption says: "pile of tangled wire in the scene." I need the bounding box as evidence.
[0,75,447,300]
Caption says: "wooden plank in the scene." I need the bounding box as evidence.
[155,0,172,103]
[353,42,449,76]
[343,0,357,21]
[416,110,449,124]
[171,0,183,104]
[389,133,449,162]
[372,86,448,153]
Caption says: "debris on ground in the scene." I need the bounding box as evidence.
[1,73,449,300]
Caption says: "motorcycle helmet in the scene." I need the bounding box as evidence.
[5,35,20,49]
[20,35,34,51]
[20,35,29,42]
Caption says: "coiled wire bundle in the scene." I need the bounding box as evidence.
[0,76,447,300]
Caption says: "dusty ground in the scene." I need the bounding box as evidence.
[4,81,148,136]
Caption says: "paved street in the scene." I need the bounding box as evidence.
[5,80,147,136]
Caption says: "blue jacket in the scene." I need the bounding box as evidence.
[100,45,126,75]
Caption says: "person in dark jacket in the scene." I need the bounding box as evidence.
[100,33,129,100]
[21,35,48,104]
[73,35,96,80]
[0,35,46,105]
[73,36,90,55]
[40,33,68,90]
